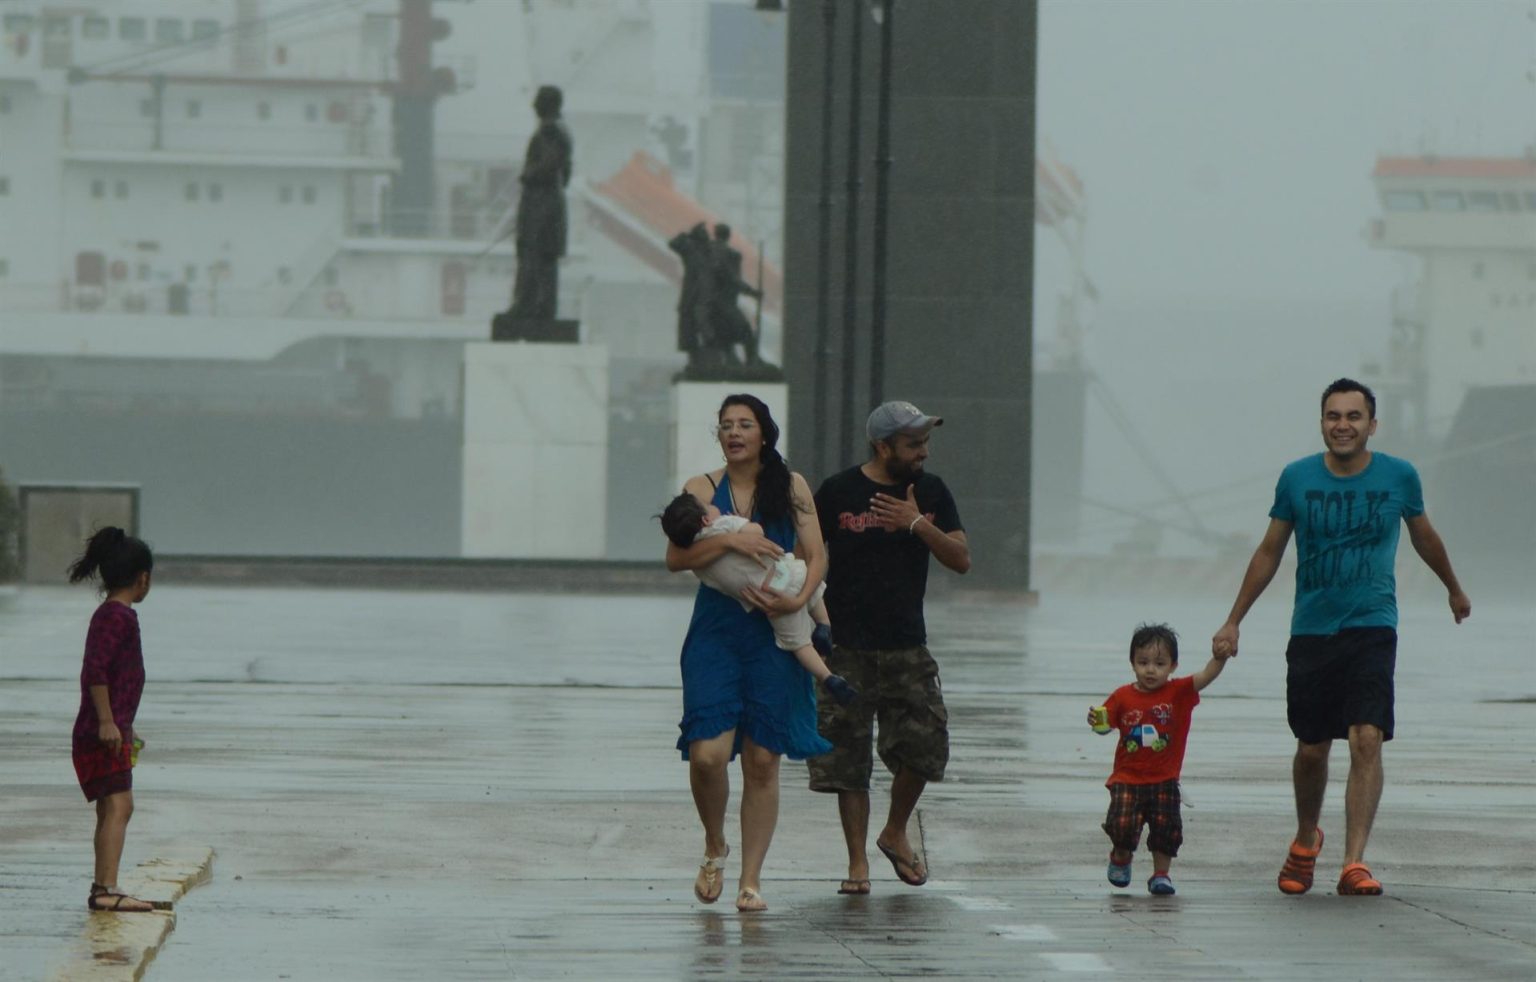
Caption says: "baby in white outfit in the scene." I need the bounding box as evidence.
[661,493,857,705]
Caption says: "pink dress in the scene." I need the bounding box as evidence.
[71,602,144,801]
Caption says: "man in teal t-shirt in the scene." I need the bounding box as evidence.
[1211,378,1470,898]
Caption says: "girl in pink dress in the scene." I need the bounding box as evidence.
[69,527,156,913]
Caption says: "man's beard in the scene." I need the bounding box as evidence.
[887,458,924,482]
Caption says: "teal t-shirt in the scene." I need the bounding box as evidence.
[1270,452,1424,636]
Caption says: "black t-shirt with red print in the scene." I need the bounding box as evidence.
[814,466,964,650]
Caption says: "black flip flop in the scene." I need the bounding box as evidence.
[876,840,928,886]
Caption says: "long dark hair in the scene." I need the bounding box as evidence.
[67,526,153,592]
[720,393,798,524]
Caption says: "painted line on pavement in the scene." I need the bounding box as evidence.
[943,880,1110,972]
[1041,952,1113,972]
[991,923,1059,941]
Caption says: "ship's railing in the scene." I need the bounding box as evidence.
[0,282,67,312]
[0,280,334,318]
[63,115,394,161]
[0,277,508,322]
[345,206,522,246]
[278,233,344,316]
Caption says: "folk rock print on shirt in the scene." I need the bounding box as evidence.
[1270,452,1425,636]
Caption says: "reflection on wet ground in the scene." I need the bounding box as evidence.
[2,584,1532,979]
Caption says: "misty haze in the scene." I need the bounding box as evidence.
[1,3,1532,977]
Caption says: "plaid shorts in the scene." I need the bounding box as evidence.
[807,644,949,791]
[1102,779,1182,856]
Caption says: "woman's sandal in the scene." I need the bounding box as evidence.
[1337,862,1384,896]
[1277,828,1323,895]
[693,847,729,904]
[735,887,767,912]
[88,882,155,913]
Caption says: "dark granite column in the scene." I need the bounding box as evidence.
[784,0,1037,590]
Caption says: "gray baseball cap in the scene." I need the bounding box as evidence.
[866,401,944,441]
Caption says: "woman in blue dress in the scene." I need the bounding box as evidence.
[666,393,832,912]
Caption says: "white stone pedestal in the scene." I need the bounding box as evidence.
[669,382,789,496]
[461,342,608,558]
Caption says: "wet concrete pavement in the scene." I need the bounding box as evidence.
[3,579,1532,980]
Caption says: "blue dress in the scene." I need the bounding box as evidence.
[676,476,832,761]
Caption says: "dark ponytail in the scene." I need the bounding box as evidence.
[720,393,799,524]
[757,444,794,524]
[68,526,153,592]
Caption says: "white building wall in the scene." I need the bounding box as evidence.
[58,161,346,312]
[1422,250,1536,427]
[0,86,65,294]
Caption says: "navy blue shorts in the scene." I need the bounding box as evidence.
[1285,627,1397,743]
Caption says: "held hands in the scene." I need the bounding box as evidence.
[1449,590,1471,624]
[98,720,123,755]
[1211,622,1239,659]
[870,485,922,533]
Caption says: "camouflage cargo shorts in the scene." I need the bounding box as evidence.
[807,644,949,791]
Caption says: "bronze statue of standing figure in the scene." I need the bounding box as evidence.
[508,85,573,323]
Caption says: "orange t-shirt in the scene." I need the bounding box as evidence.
[1101,676,1200,787]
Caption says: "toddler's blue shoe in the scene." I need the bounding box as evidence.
[1147,873,1176,895]
[811,623,833,659]
[1107,857,1132,888]
[823,674,859,706]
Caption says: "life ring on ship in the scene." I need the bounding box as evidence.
[325,289,348,312]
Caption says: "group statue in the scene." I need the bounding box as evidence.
[507,85,573,325]
[670,222,783,382]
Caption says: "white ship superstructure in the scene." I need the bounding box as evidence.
[0,0,789,559]
[1,0,785,341]
[1366,155,1536,442]
[3,1,408,320]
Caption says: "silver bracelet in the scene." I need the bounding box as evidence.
[908,515,923,533]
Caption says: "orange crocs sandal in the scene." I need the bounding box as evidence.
[1277,828,1323,895]
[1336,862,1383,896]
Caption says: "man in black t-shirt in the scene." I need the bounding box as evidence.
[808,401,971,895]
